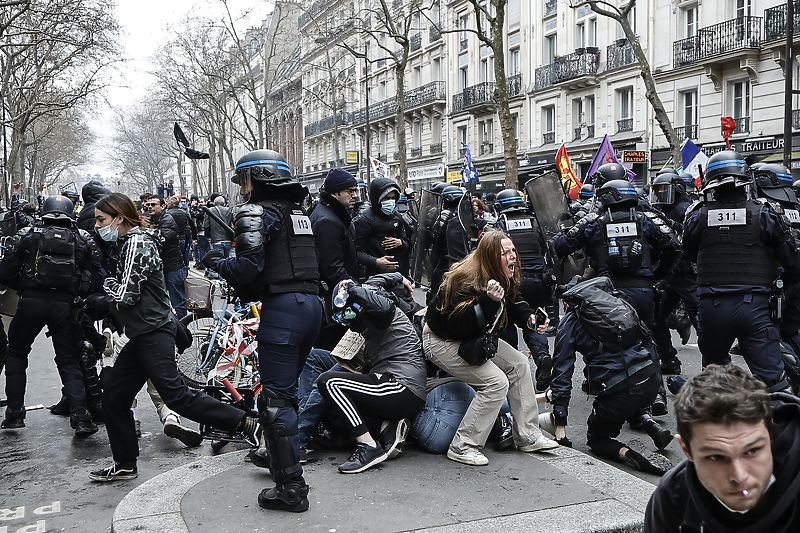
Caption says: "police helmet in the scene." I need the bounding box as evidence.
[430,181,448,194]
[63,191,80,205]
[592,163,627,188]
[41,195,75,221]
[231,149,292,185]
[793,179,800,197]
[678,172,696,191]
[753,163,797,204]
[651,173,686,205]
[596,180,639,208]
[703,150,750,191]
[579,184,594,199]
[441,185,464,205]
[495,189,527,213]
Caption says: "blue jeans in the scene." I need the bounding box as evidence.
[212,241,233,257]
[194,235,210,263]
[298,349,343,448]
[164,267,188,319]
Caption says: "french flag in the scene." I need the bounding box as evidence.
[681,139,708,189]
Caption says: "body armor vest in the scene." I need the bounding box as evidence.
[696,200,777,287]
[22,225,81,295]
[594,209,651,274]
[502,213,545,273]
[234,199,319,296]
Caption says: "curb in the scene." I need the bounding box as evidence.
[112,446,654,533]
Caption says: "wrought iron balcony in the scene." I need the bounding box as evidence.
[404,81,446,109]
[673,16,762,68]
[545,0,557,17]
[587,125,595,138]
[429,25,442,42]
[410,147,422,157]
[452,82,496,113]
[607,42,637,71]
[430,143,443,154]
[674,124,697,142]
[574,127,582,141]
[506,73,523,98]
[377,58,386,68]
[733,116,749,134]
[298,0,327,27]
[617,118,633,132]
[460,38,468,51]
[304,112,351,137]
[543,132,555,144]
[794,109,800,129]
[533,50,600,91]
[410,33,422,52]
[480,142,493,155]
[352,96,397,124]
[765,1,800,41]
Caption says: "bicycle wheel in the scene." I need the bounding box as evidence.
[176,315,220,389]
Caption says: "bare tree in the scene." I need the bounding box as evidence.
[0,0,119,200]
[25,106,94,191]
[576,0,682,167]
[106,100,174,193]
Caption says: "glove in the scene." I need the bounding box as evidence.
[83,294,113,320]
[201,250,223,270]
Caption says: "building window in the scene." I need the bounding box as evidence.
[459,66,468,91]
[685,7,697,38]
[683,90,697,127]
[573,98,584,139]
[512,114,519,144]
[413,121,422,149]
[459,12,469,50]
[732,80,750,133]
[542,105,555,144]
[618,87,633,132]
[576,22,586,49]
[588,18,597,46]
[618,6,636,38]
[545,34,557,64]
[508,48,520,75]
[480,57,493,82]
[735,0,751,19]
[432,58,441,81]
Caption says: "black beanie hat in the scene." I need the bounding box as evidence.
[323,168,358,194]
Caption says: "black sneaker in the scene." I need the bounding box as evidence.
[89,462,138,481]
[164,417,204,447]
[535,355,553,392]
[338,443,387,474]
[380,419,410,460]
[624,439,672,476]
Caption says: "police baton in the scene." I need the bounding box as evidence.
[201,206,236,240]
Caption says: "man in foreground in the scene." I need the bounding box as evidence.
[645,364,800,532]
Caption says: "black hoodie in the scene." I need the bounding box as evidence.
[645,393,800,533]
[353,177,409,279]
[77,181,111,232]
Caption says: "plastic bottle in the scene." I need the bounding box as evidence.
[333,285,349,308]
[608,237,620,256]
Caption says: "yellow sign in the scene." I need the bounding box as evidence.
[346,151,360,165]
[447,171,462,184]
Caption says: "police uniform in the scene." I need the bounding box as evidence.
[495,189,553,390]
[428,186,462,302]
[0,196,103,435]
[650,172,699,374]
[683,152,800,391]
[207,150,322,513]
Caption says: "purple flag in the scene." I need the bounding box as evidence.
[585,134,636,184]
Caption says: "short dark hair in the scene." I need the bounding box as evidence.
[674,364,772,452]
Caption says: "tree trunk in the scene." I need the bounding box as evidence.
[492,31,517,190]
[395,60,408,186]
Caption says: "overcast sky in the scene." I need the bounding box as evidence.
[89,0,272,176]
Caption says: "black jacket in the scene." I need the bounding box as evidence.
[353,177,408,279]
[77,181,111,232]
[645,393,800,533]
[167,205,196,242]
[309,191,358,294]
[152,211,185,272]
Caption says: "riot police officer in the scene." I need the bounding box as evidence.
[683,151,800,392]
[203,149,323,513]
[591,163,628,189]
[0,196,103,436]
[751,164,800,359]
[649,171,698,374]
[428,185,464,300]
[495,189,554,390]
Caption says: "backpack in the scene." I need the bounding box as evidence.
[27,226,79,293]
[561,276,642,352]
[0,210,17,237]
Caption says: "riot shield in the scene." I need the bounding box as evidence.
[411,190,443,287]
[525,171,585,284]
[457,192,479,251]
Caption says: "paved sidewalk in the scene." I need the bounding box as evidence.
[113,443,657,533]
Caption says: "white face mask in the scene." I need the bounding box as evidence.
[97,217,120,242]
[380,199,396,215]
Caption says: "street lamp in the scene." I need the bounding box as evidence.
[344,42,371,184]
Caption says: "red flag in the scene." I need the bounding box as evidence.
[720,117,737,149]
[556,144,583,199]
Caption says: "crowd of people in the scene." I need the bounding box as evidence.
[2,146,800,530]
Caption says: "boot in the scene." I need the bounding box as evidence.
[489,412,514,451]
[635,413,673,450]
[258,476,310,513]
[659,356,682,376]
[651,382,668,416]
[71,409,98,437]
[533,352,553,392]
[1,406,25,429]
[49,394,70,416]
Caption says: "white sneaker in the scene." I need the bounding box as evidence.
[447,446,489,466]
[102,329,114,356]
[519,436,559,453]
